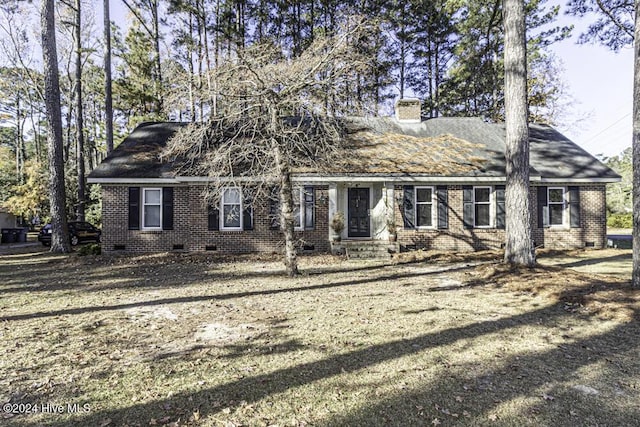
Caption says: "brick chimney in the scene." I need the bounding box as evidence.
[394,98,421,123]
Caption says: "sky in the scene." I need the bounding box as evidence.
[547,0,634,159]
[105,0,633,159]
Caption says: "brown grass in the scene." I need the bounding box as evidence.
[0,248,639,427]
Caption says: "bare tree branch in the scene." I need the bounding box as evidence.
[162,23,374,275]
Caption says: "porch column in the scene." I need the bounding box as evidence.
[328,183,338,240]
[384,182,395,236]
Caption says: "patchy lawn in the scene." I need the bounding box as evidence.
[0,249,639,427]
[537,248,633,280]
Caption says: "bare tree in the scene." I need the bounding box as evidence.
[163,27,370,276]
[41,0,70,253]
[503,0,535,266]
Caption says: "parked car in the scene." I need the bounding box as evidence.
[38,221,101,246]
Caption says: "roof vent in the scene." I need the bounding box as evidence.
[394,98,421,123]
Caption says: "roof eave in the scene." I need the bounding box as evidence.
[88,175,621,185]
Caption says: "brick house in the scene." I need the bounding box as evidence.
[88,100,620,254]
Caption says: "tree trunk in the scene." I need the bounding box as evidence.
[503,0,535,266]
[434,42,440,118]
[399,31,406,99]
[274,144,299,277]
[188,10,196,121]
[41,0,70,253]
[28,92,43,162]
[104,0,114,154]
[75,0,85,222]
[16,94,24,183]
[151,0,163,114]
[632,0,640,287]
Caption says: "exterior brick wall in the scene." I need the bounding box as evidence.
[395,184,607,252]
[531,184,607,249]
[101,185,329,254]
[395,185,506,252]
[101,182,607,254]
[395,99,421,122]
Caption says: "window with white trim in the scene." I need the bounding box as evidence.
[291,187,316,231]
[548,187,565,226]
[292,188,302,230]
[474,187,491,227]
[415,186,435,228]
[221,187,242,230]
[142,188,162,229]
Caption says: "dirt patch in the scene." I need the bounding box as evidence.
[125,306,180,322]
[194,322,262,344]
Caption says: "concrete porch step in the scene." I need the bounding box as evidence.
[334,240,399,259]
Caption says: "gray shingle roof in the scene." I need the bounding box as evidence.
[88,118,620,181]
[89,122,185,179]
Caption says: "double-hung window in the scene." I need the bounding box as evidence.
[292,187,315,231]
[538,186,580,229]
[462,185,504,229]
[266,186,315,231]
[415,187,435,228]
[128,187,173,231]
[402,185,448,229]
[221,188,242,230]
[547,187,566,226]
[293,188,303,231]
[142,188,162,230]
[473,187,491,227]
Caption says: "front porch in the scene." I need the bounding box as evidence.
[328,182,396,242]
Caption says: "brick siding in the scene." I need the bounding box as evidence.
[101,182,606,254]
[101,185,329,254]
[531,184,607,249]
[395,184,607,252]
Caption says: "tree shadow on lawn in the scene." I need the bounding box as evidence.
[0,246,498,297]
[14,279,639,427]
[321,283,640,426]
[321,318,640,426]
[0,263,479,322]
[0,252,403,295]
[542,252,631,269]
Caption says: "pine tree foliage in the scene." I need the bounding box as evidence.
[603,148,632,215]
[440,0,571,121]
[566,0,633,51]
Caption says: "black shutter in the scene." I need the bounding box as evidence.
[208,204,219,231]
[243,206,253,230]
[304,186,315,230]
[537,186,548,228]
[495,185,505,229]
[128,187,140,230]
[269,186,280,230]
[463,186,474,229]
[569,186,580,228]
[162,187,174,230]
[436,186,448,229]
[402,186,415,229]
[243,192,254,231]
